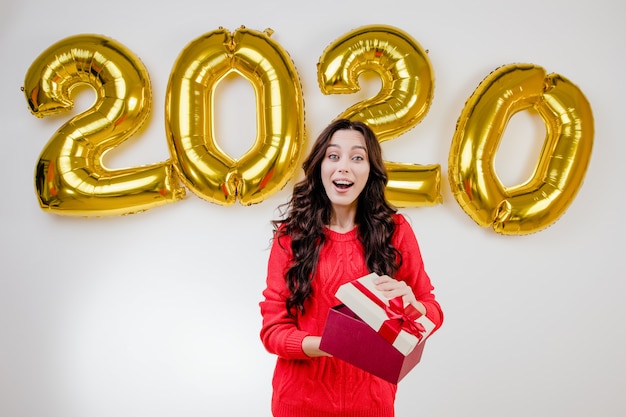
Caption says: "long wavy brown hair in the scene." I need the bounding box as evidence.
[273,119,401,316]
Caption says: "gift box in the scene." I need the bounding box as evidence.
[320,273,435,383]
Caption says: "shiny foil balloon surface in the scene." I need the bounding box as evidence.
[317,25,441,207]
[448,64,594,234]
[23,34,185,216]
[165,26,305,206]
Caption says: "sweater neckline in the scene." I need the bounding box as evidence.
[324,226,358,241]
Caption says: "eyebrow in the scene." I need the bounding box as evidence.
[327,144,367,151]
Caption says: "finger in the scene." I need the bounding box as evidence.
[375,282,400,294]
[373,274,393,284]
[378,285,408,299]
[375,278,405,291]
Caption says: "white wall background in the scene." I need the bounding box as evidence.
[1,0,624,416]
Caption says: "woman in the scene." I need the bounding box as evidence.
[259,119,443,417]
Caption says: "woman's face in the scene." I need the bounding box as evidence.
[320,128,370,212]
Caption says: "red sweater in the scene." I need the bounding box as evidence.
[259,214,443,417]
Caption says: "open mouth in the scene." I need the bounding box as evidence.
[333,180,354,189]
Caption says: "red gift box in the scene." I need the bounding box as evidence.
[320,273,435,383]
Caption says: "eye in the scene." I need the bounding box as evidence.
[328,153,339,160]
[352,154,365,161]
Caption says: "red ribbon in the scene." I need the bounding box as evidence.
[351,280,426,346]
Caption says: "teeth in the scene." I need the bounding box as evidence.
[334,180,353,186]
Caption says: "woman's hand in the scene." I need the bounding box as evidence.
[374,275,426,315]
[302,336,332,357]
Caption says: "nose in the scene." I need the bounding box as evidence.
[337,159,349,173]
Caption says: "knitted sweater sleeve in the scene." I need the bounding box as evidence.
[393,214,444,332]
[259,234,311,360]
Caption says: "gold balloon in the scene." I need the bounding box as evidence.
[448,63,594,234]
[23,34,185,216]
[384,162,441,208]
[165,26,305,205]
[317,24,441,207]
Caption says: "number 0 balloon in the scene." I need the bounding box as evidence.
[166,26,305,205]
[448,63,594,235]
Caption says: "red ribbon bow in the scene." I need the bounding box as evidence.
[351,280,426,346]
